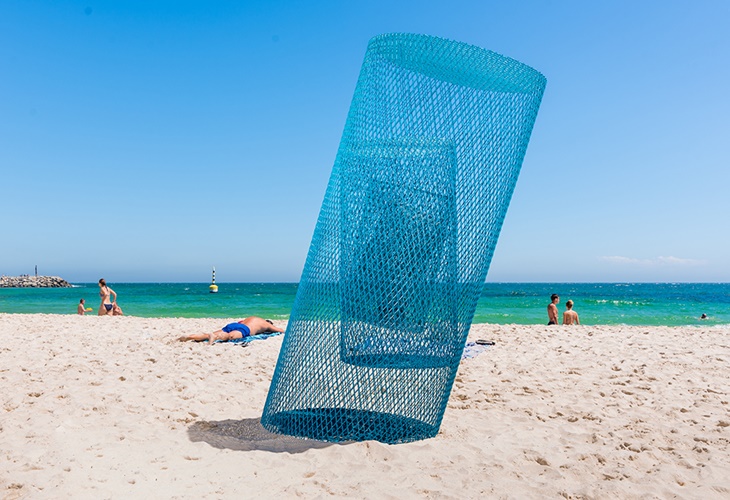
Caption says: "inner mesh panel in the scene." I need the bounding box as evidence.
[261,33,546,444]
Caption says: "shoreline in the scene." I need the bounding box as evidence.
[2,282,728,327]
[0,312,727,329]
[1,314,728,497]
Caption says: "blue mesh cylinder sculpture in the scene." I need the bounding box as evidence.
[261,33,546,444]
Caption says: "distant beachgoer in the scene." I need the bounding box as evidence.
[562,300,580,325]
[112,302,124,316]
[178,316,285,345]
[700,313,708,320]
[98,278,118,316]
[78,298,87,315]
[547,294,560,325]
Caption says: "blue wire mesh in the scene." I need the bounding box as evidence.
[261,33,546,444]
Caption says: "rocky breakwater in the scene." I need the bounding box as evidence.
[0,275,73,288]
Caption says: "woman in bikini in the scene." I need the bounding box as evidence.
[98,278,118,316]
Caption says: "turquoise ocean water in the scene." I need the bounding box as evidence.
[0,282,728,327]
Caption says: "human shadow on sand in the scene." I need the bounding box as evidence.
[188,418,344,453]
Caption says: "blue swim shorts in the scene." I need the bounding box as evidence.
[221,323,251,337]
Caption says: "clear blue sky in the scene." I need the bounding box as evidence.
[1,1,728,283]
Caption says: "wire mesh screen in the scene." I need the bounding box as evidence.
[339,140,458,369]
[261,33,546,444]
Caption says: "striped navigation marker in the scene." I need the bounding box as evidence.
[209,267,218,293]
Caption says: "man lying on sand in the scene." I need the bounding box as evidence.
[178,316,284,344]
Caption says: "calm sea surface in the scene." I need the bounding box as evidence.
[0,282,728,327]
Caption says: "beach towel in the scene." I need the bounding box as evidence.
[226,331,284,344]
[461,341,493,359]
[218,332,489,356]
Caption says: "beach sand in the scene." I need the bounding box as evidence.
[1,314,728,499]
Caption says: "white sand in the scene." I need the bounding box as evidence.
[1,313,728,499]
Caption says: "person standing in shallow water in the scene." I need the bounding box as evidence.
[563,300,580,325]
[547,294,559,325]
[98,279,118,316]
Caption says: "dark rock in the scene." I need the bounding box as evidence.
[0,275,73,288]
